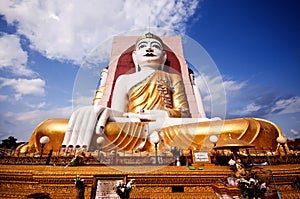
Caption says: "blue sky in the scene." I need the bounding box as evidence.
[0,0,299,142]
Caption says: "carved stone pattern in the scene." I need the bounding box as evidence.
[134,186,172,193]
[184,186,215,193]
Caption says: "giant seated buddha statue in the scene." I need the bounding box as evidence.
[18,33,286,154]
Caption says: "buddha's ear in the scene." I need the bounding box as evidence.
[160,51,167,70]
[132,51,140,72]
[162,50,167,64]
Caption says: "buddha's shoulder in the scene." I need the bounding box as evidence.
[116,73,136,81]
[153,70,183,83]
[168,72,183,81]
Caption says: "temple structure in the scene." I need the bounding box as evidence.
[1,33,299,199]
[18,33,286,156]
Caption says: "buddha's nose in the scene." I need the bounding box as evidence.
[146,48,154,53]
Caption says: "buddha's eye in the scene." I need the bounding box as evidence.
[138,44,147,49]
[152,44,161,50]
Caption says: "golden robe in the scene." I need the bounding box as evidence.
[127,70,191,118]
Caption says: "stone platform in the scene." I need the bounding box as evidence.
[0,164,299,198]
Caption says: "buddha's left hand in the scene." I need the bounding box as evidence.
[123,110,168,120]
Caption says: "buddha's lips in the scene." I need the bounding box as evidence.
[144,53,156,57]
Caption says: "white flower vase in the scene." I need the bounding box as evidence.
[176,157,181,166]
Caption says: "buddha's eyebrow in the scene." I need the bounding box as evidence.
[150,41,162,47]
[137,41,147,47]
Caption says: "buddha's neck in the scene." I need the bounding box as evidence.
[139,65,161,72]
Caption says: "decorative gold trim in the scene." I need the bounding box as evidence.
[135,32,164,47]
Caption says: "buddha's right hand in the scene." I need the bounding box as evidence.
[64,106,108,147]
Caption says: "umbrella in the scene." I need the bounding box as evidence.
[214,138,254,160]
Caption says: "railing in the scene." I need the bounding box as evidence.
[262,168,282,199]
[1,148,300,166]
[210,151,300,165]
[0,150,178,166]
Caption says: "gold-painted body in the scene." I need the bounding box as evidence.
[93,86,105,105]
[18,117,283,153]
[17,118,68,153]
[101,118,283,152]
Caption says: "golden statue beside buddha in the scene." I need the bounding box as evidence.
[18,33,285,154]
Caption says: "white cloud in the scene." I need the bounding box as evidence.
[196,75,245,103]
[195,74,245,106]
[0,33,36,77]
[0,0,200,64]
[240,103,262,115]
[194,73,249,118]
[271,96,300,115]
[24,101,46,109]
[195,74,225,105]
[223,80,246,92]
[0,77,45,100]
[1,105,72,141]
[291,129,299,136]
[232,96,300,117]
[0,95,8,101]
[3,106,72,125]
[72,95,94,110]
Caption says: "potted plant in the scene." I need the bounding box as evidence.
[74,175,85,199]
[113,179,135,199]
[227,159,269,199]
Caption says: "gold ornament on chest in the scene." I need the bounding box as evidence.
[157,78,173,109]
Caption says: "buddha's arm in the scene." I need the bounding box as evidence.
[111,75,128,113]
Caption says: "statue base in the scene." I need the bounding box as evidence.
[0,164,299,198]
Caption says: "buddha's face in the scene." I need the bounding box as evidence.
[132,38,166,68]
